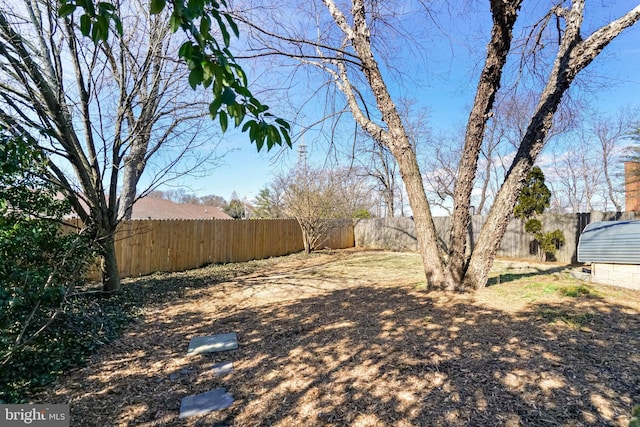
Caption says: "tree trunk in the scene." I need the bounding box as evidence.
[100,230,121,293]
[303,233,311,254]
[464,72,568,288]
[447,0,522,289]
[396,147,449,288]
[118,162,137,220]
[118,137,149,220]
[384,184,395,218]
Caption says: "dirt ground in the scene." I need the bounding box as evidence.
[35,249,640,426]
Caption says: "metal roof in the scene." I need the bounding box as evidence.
[577,220,640,264]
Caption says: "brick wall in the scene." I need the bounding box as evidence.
[624,161,640,211]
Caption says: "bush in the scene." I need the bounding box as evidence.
[0,133,98,402]
[0,285,142,403]
[538,229,566,260]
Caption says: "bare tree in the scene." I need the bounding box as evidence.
[197,194,228,208]
[0,0,222,292]
[422,131,459,215]
[277,165,371,253]
[592,108,638,211]
[475,90,566,214]
[423,94,527,216]
[148,189,228,207]
[354,99,428,217]
[357,136,400,217]
[548,147,596,212]
[546,106,638,212]
[462,3,640,288]
[423,90,574,216]
[236,0,640,290]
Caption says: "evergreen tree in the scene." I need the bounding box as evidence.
[253,187,284,219]
[224,192,245,219]
[514,166,565,261]
[514,167,551,220]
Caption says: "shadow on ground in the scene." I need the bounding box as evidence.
[37,256,640,427]
[487,265,572,286]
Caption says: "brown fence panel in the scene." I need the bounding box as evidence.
[106,219,311,277]
[80,218,358,278]
[320,220,356,249]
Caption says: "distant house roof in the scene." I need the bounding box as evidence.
[577,220,640,264]
[131,197,232,220]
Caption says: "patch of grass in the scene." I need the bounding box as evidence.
[525,281,559,295]
[536,307,597,329]
[489,273,520,285]
[559,284,597,298]
[519,282,598,301]
[324,252,425,284]
[488,267,597,297]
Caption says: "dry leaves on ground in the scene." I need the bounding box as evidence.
[35,250,640,426]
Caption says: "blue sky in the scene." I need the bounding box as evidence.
[163,1,640,204]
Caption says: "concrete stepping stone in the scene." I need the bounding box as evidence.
[179,388,233,418]
[187,332,238,355]
[212,361,233,376]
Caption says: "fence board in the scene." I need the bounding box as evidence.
[100,218,362,278]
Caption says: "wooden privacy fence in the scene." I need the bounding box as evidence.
[354,212,640,264]
[68,219,355,278]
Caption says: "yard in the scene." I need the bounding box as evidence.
[35,249,640,426]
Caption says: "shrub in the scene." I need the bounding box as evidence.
[0,133,96,402]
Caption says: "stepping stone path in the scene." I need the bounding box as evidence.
[179,388,234,418]
[212,361,234,376]
[179,332,239,419]
[187,332,238,355]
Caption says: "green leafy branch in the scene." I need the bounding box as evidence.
[58,0,291,151]
[58,0,122,42]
